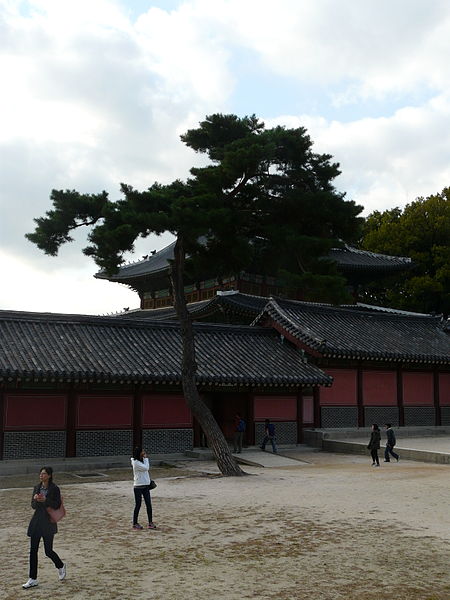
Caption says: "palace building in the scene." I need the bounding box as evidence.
[96,241,412,309]
[1,241,448,462]
[0,310,330,460]
[120,291,450,429]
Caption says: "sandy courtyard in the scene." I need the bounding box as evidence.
[1,451,450,600]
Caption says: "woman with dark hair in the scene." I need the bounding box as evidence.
[131,446,156,530]
[23,466,66,589]
[367,424,381,467]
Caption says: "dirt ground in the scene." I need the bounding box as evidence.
[1,452,450,600]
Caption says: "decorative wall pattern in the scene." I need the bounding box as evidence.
[254,421,297,445]
[364,407,399,427]
[321,406,358,428]
[403,407,436,426]
[143,428,193,454]
[4,431,66,460]
[440,407,450,426]
[76,430,133,457]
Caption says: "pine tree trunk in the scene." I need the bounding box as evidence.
[171,236,245,476]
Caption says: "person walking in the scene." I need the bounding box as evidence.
[260,419,277,453]
[131,446,156,530]
[384,423,399,462]
[367,424,381,467]
[233,413,246,453]
[23,466,66,589]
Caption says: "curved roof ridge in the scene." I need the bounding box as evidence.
[355,303,434,317]
[0,309,181,328]
[0,308,276,335]
[339,243,412,263]
[274,298,441,322]
[95,239,176,280]
[256,299,327,349]
[276,297,336,309]
[251,298,449,364]
[123,239,176,268]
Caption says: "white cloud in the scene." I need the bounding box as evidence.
[0,0,227,254]
[204,0,450,101]
[0,248,137,314]
[268,92,450,213]
[1,0,450,313]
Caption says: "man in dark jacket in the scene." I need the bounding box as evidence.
[233,413,246,453]
[384,423,399,462]
[260,419,277,453]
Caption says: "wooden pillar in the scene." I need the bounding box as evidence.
[133,386,143,450]
[247,393,255,446]
[0,388,4,461]
[296,390,303,443]
[434,370,441,426]
[313,387,321,428]
[192,416,201,447]
[397,368,404,426]
[65,384,77,458]
[357,367,364,428]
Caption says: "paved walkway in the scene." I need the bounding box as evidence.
[318,431,450,464]
[3,432,450,475]
[187,445,314,468]
[232,447,312,468]
[349,436,450,453]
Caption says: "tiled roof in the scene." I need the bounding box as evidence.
[116,299,213,321]
[97,241,411,283]
[116,305,182,320]
[95,241,176,282]
[115,292,271,321]
[253,299,450,365]
[328,244,412,271]
[0,310,330,387]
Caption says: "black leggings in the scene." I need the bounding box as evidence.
[29,533,63,579]
[371,449,379,465]
[133,486,153,525]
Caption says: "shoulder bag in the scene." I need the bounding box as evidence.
[47,496,66,523]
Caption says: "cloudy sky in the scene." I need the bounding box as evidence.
[1,0,450,315]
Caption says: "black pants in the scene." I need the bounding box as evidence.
[371,449,379,465]
[133,486,153,524]
[233,431,243,452]
[385,444,399,461]
[29,533,63,579]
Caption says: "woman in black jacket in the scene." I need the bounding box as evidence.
[23,466,66,589]
[367,424,381,467]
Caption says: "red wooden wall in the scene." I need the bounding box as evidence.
[253,395,297,420]
[76,395,133,428]
[4,394,67,429]
[321,370,357,405]
[302,395,314,424]
[142,394,192,428]
[362,371,397,405]
[439,373,450,405]
[402,372,434,405]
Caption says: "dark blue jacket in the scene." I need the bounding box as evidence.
[237,419,246,432]
[27,482,62,537]
[386,428,396,446]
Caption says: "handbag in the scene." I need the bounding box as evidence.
[149,480,157,490]
[47,497,66,523]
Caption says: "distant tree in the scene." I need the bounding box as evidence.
[360,188,450,316]
[26,113,363,475]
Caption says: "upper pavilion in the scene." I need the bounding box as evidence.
[95,240,412,310]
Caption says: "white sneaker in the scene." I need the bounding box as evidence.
[22,578,38,589]
[58,563,66,581]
